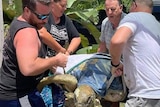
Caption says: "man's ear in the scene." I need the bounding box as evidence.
[120,4,123,10]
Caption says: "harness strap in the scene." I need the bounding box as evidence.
[107,75,126,94]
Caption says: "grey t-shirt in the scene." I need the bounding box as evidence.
[45,14,79,56]
[99,12,126,50]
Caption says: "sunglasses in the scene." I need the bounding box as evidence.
[28,7,50,20]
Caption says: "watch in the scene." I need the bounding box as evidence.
[111,61,120,67]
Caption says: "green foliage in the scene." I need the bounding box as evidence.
[14,0,22,16]
[66,0,104,25]
[66,0,104,47]
[3,24,10,37]
[76,44,98,54]
[66,0,132,51]
[3,0,16,23]
[6,0,15,10]
[3,0,22,24]
[2,0,131,49]
[80,34,89,47]
[66,0,132,49]
[122,0,132,12]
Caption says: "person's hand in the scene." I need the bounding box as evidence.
[65,50,73,56]
[65,51,70,56]
[111,62,123,77]
[55,52,68,68]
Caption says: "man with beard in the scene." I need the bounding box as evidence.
[0,0,68,106]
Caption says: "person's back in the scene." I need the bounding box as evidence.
[110,0,160,106]
[121,11,160,98]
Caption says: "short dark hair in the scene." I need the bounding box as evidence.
[22,0,52,10]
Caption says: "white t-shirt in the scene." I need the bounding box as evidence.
[118,12,160,99]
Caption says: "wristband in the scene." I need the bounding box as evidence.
[111,61,120,67]
[67,50,73,55]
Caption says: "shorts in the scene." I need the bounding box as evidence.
[0,90,45,107]
[125,97,160,107]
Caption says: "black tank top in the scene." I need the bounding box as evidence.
[0,18,46,100]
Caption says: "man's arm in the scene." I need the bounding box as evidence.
[14,28,68,76]
[110,26,132,65]
[97,18,108,53]
[38,27,66,53]
[97,41,108,53]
